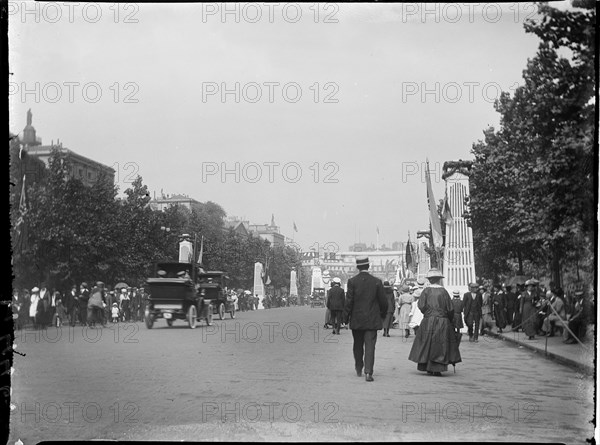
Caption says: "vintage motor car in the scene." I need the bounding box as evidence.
[144,262,213,329]
[310,288,326,308]
[197,271,236,320]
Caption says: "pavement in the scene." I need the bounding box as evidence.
[480,324,595,376]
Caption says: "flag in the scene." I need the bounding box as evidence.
[442,192,453,225]
[426,160,444,248]
[15,175,28,237]
[293,221,298,232]
[405,237,415,272]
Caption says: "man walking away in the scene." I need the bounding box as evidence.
[342,256,388,382]
[327,277,346,334]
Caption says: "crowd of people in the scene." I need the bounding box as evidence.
[321,275,593,347]
[12,281,148,330]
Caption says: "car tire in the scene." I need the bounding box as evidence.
[230,306,236,319]
[218,303,225,320]
[188,305,197,329]
[206,303,213,326]
[145,312,154,329]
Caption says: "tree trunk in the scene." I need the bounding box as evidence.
[517,250,523,275]
[551,250,561,289]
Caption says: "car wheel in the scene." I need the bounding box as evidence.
[145,312,154,329]
[218,303,225,320]
[206,304,213,326]
[166,319,174,327]
[230,306,236,319]
[188,305,197,329]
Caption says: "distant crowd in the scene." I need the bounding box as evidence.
[12,281,148,329]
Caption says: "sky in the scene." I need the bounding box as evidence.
[9,2,573,253]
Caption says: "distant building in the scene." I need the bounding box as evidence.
[149,193,200,212]
[248,214,285,248]
[223,216,250,236]
[18,109,115,186]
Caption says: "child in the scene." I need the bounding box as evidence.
[111,302,119,323]
[55,297,67,327]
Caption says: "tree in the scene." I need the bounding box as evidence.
[468,2,595,284]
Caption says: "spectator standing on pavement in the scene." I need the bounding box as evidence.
[88,282,106,328]
[342,256,388,382]
[451,290,464,335]
[29,287,41,329]
[492,284,507,334]
[79,282,90,326]
[397,285,414,338]
[382,281,395,337]
[520,279,540,340]
[408,268,461,376]
[504,285,517,327]
[327,277,346,335]
[463,283,482,342]
[120,288,131,322]
[480,286,494,336]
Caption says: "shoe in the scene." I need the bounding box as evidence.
[356,369,362,377]
[365,374,374,382]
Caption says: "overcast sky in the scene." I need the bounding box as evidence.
[9,2,573,253]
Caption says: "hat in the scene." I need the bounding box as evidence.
[112,302,117,306]
[416,279,425,286]
[525,279,535,286]
[96,281,104,286]
[81,282,88,287]
[332,277,341,285]
[453,290,460,296]
[383,281,391,288]
[574,290,584,296]
[469,283,478,288]
[109,291,114,294]
[401,284,410,292]
[31,287,39,293]
[355,256,369,267]
[121,288,127,293]
[426,268,444,279]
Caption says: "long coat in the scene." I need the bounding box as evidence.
[408,286,462,372]
[326,286,346,311]
[520,290,539,337]
[342,271,387,330]
[383,288,396,329]
[492,291,507,329]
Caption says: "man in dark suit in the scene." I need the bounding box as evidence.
[504,285,516,327]
[326,278,346,334]
[342,256,388,382]
[462,283,483,342]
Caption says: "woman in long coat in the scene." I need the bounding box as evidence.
[492,284,507,333]
[408,269,461,376]
[520,280,539,339]
[398,285,414,338]
[382,281,396,337]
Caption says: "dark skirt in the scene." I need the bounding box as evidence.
[383,312,394,329]
[521,301,537,337]
[409,316,462,373]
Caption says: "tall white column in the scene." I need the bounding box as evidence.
[253,262,264,309]
[442,161,476,295]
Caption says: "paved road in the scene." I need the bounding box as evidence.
[9,306,595,443]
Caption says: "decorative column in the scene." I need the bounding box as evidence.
[416,231,431,283]
[442,160,476,295]
[253,262,264,309]
[178,234,193,263]
[289,270,298,297]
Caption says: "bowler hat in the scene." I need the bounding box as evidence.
[426,268,444,279]
[355,256,369,267]
[383,281,391,288]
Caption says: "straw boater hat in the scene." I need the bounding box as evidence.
[452,290,460,297]
[31,287,39,293]
[426,268,444,279]
[355,256,369,267]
